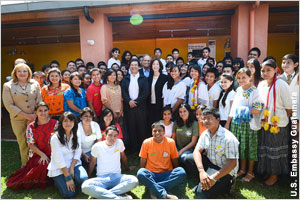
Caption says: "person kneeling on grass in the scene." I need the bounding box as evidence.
[81,125,138,199]
[137,121,186,199]
[193,107,239,199]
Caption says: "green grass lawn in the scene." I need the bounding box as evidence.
[1,141,295,199]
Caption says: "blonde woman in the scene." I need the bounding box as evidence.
[3,63,42,166]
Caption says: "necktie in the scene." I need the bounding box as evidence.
[287,74,292,85]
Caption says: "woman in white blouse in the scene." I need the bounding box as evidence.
[159,106,174,138]
[188,64,209,109]
[148,58,168,125]
[78,107,102,170]
[48,112,88,198]
[163,65,187,120]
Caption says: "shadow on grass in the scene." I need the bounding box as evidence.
[233,175,294,199]
[1,141,295,199]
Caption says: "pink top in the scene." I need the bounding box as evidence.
[100,84,123,115]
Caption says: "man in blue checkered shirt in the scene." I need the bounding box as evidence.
[193,107,239,198]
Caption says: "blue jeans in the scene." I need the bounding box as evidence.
[179,149,196,169]
[81,173,139,199]
[81,151,91,170]
[52,165,88,198]
[137,167,186,198]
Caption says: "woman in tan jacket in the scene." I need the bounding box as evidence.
[3,63,42,167]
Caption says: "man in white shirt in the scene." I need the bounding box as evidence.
[107,48,121,69]
[193,107,239,199]
[154,48,167,74]
[81,125,138,199]
[278,54,299,85]
[121,59,150,153]
[198,47,212,71]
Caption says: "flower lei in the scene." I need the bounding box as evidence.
[261,76,280,134]
[190,78,200,110]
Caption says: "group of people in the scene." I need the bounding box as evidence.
[2,46,299,199]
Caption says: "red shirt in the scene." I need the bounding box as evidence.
[101,123,123,140]
[86,83,103,117]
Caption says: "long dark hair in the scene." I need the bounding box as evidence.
[176,103,195,128]
[162,105,172,115]
[69,72,82,97]
[103,68,117,85]
[121,50,132,65]
[34,102,49,128]
[99,108,116,131]
[202,62,213,77]
[189,64,201,80]
[233,57,244,67]
[247,58,262,87]
[217,74,234,108]
[150,58,163,75]
[55,112,79,150]
[47,68,62,90]
[167,65,181,89]
[180,63,189,80]
[116,69,124,84]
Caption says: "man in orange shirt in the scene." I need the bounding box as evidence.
[137,122,186,199]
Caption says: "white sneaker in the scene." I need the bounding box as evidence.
[165,194,178,199]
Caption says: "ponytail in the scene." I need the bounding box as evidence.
[217,74,234,108]
[167,65,180,89]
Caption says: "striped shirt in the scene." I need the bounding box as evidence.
[196,125,239,176]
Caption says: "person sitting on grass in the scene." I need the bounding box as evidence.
[78,107,102,170]
[47,112,88,198]
[81,125,138,199]
[6,102,58,190]
[137,121,186,199]
[193,107,239,199]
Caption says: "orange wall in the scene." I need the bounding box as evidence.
[114,36,231,63]
[1,42,81,88]
[1,33,298,88]
[267,33,299,71]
